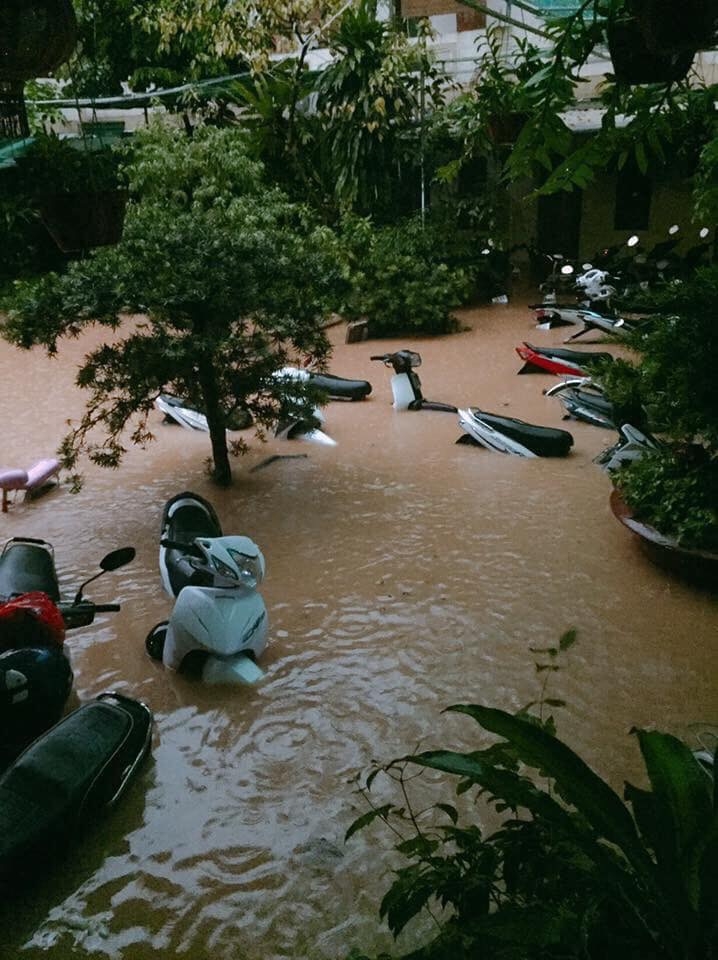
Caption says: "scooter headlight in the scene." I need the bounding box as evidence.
[211,556,239,583]
[227,549,262,588]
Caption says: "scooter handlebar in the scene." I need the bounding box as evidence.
[57,600,121,629]
[161,538,202,553]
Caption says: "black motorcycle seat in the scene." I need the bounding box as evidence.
[525,343,613,366]
[570,390,614,414]
[0,694,151,875]
[470,409,574,457]
[0,542,60,601]
[169,504,219,543]
[309,373,372,400]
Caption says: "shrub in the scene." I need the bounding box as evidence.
[341,216,472,337]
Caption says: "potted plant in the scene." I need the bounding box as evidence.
[631,0,717,54]
[598,267,718,587]
[13,133,128,253]
[609,450,718,589]
[606,3,697,84]
[0,0,77,139]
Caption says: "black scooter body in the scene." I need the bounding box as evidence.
[160,491,221,597]
[0,691,152,881]
[0,647,73,767]
[459,409,574,457]
[0,538,60,602]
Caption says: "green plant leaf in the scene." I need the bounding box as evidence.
[634,729,714,908]
[345,804,393,841]
[635,729,713,846]
[445,706,655,877]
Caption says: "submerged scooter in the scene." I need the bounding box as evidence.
[594,424,664,472]
[371,350,574,457]
[544,379,617,429]
[146,492,268,685]
[0,538,136,764]
[516,342,614,377]
[0,690,152,883]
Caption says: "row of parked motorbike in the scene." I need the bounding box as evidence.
[537,224,713,311]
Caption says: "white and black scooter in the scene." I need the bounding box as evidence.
[370,350,574,457]
[145,492,268,685]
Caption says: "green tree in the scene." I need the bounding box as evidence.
[313,1,445,217]
[140,0,349,71]
[1,124,346,487]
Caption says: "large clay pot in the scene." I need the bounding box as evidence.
[630,0,717,54]
[0,0,77,139]
[0,0,77,81]
[607,15,695,84]
[610,488,718,590]
[487,112,528,145]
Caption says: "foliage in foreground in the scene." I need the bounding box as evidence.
[1,123,346,487]
[347,631,717,959]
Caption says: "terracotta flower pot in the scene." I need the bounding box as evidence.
[610,488,718,590]
[630,0,717,54]
[487,112,528,145]
[607,16,695,84]
[0,0,77,81]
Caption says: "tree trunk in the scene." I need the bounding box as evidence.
[196,352,232,487]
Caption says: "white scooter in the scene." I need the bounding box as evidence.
[370,350,574,457]
[145,492,268,685]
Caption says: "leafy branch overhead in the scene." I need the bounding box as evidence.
[449,0,718,199]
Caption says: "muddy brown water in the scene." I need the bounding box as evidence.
[0,299,715,959]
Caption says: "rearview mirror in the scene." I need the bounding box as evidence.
[101,547,136,572]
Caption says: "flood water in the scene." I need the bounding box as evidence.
[0,297,715,959]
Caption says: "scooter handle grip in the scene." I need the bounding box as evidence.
[93,603,121,613]
[160,538,196,551]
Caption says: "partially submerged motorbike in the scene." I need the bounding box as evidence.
[516,342,614,377]
[0,538,136,764]
[0,690,152,883]
[370,351,457,412]
[146,492,268,685]
[371,350,574,457]
[544,379,617,430]
[457,409,574,457]
[594,423,664,472]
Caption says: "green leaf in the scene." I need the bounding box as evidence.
[445,706,654,877]
[559,627,578,651]
[435,803,459,824]
[379,864,436,936]
[636,730,712,851]
[634,729,714,907]
[345,804,393,841]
